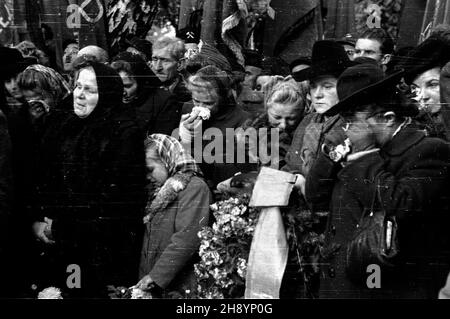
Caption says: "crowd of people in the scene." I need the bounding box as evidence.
[0,24,450,299]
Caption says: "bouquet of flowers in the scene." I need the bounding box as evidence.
[194,179,336,299]
[107,285,152,299]
[194,194,260,298]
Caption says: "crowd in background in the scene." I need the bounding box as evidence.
[0,23,450,299]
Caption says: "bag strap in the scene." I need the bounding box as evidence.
[357,175,382,226]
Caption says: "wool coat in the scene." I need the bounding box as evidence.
[32,63,147,297]
[182,101,251,189]
[320,124,450,298]
[139,176,212,296]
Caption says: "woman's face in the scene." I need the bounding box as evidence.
[73,67,99,118]
[411,67,441,114]
[22,88,54,120]
[119,71,138,105]
[4,76,23,100]
[190,85,220,117]
[145,148,169,186]
[309,76,339,114]
[267,101,302,133]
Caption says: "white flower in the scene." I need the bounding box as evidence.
[131,287,152,299]
[231,206,242,216]
[237,258,247,279]
[38,287,63,299]
[170,179,185,192]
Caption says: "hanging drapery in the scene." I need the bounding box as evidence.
[262,0,322,64]
[420,0,450,43]
[323,0,356,39]
[73,0,109,50]
[0,0,15,45]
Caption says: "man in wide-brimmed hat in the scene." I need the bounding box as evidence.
[316,62,450,299]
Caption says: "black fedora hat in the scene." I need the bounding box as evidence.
[292,40,354,82]
[325,63,404,116]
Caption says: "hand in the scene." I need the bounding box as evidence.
[32,220,55,245]
[135,274,154,291]
[179,113,203,143]
[345,121,376,153]
[180,112,202,131]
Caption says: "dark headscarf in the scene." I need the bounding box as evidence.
[111,51,162,106]
[72,58,124,121]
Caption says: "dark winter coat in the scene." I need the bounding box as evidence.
[139,176,212,296]
[321,124,450,298]
[33,62,147,296]
[182,100,250,189]
[282,112,346,176]
[239,112,296,170]
[135,76,191,137]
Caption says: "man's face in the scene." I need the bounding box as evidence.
[309,76,339,114]
[151,47,179,83]
[354,39,383,63]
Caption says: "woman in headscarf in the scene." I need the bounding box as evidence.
[135,134,211,298]
[31,58,147,298]
[17,64,72,126]
[180,65,250,189]
[110,51,161,111]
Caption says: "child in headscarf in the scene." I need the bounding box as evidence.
[136,134,212,298]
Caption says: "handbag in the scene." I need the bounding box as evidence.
[345,183,401,282]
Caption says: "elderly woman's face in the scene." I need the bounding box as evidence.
[267,101,302,133]
[146,148,169,186]
[411,67,441,114]
[73,67,99,118]
[119,71,138,105]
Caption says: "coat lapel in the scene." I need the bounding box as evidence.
[382,125,426,156]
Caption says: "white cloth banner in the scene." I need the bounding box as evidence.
[244,206,289,299]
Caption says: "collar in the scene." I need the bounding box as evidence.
[382,121,426,156]
[166,76,181,93]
